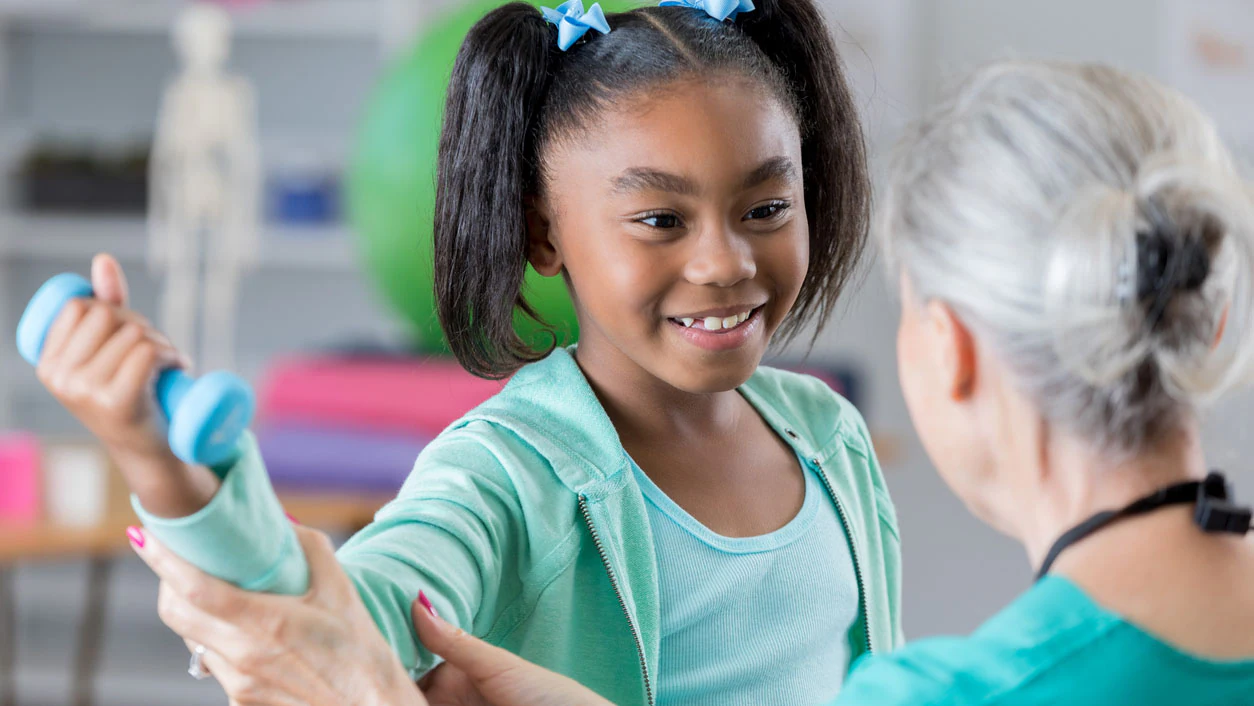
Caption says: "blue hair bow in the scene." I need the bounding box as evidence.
[541,0,611,51]
[658,0,754,22]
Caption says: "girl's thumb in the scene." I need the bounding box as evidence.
[91,253,130,308]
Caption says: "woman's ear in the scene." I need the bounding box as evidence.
[925,300,977,402]
[526,195,563,277]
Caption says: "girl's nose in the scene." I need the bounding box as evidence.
[684,225,756,288]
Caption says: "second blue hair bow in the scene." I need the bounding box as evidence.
[541,0,612,51]
[659,0,755,22]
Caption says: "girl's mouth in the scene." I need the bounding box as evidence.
[667,305,765,351]
[669,307,757,332]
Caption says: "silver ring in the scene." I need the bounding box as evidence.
[188,644,212,681]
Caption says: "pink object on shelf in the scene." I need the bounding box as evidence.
[257,357,506,436]
[0,432,41,526]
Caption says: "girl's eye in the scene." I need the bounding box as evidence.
[745,201,790,221]
[638,213,682,229]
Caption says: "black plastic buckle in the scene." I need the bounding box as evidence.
[1195,472,1252,535]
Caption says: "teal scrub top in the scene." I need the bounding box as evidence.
[834,575,1254,705]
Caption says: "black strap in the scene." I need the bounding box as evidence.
[1036,471,1251,580]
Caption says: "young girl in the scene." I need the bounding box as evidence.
[36,1,902,704]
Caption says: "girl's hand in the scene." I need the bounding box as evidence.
[414,602,614,706]
[36,254,214,517]
[132,523,426,706]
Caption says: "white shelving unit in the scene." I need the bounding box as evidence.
[0,0,435,433]
[0,0,438,52]
[0,213,359,270]
[3,0,379,40]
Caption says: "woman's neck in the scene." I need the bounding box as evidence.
[1015,423,1209,570]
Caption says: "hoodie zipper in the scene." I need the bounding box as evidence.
[785,425,874,657]
[578,495,655,706]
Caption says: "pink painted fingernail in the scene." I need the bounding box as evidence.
[126,526,145,549]
[285,512,300,525]
[418,590,438,618]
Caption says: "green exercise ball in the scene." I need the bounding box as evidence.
[349,0,637,355]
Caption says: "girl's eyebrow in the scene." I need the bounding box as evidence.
[610,168,697,196]
[740,156,797,190]
[609,157,798,196]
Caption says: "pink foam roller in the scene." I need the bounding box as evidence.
[258,357,505,436]
[0,432,41,525]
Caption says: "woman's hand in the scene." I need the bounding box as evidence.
[131,523,425,706]
[414,600,613,706]
[36,254,216,517]
[133,518,611,706]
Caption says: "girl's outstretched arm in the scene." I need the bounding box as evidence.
[135,428,524,677]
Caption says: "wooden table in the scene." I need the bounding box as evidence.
[0,491,391,706]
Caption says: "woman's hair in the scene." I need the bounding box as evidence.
[435,0,868,378]
[880,61,1254,451]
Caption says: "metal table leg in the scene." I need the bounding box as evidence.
[0,567,15,706]
[72,557,113,706]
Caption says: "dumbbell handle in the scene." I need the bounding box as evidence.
[17,273,254,467]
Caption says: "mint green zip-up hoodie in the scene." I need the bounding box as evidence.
[138,347,904,706]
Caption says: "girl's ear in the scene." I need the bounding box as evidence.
[526,195,563,276]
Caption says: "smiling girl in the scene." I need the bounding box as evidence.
[35,1,902,704]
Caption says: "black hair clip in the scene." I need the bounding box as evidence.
[1135,206,1210,330]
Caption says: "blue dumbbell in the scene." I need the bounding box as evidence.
[17,273,255,468]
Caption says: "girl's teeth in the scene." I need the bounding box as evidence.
[676,309,754,330]
[675,310,755,330]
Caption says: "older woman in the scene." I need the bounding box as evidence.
[132,59,1254,705]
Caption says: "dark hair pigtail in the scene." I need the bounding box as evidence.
[738,0,870,345]
[434,3,557,379]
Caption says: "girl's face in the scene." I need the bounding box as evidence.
[531,78,808,393]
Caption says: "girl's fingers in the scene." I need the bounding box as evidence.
[37,298,90,370]
[54,303,151,373]
[56,305,125,370]
[83,323,148,384]
[87,325,186,387]
[148,330,193,372]
[111,339,178,403]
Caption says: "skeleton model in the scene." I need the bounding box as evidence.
[149,3,260,372]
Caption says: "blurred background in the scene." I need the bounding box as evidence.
[0,0,1249,703]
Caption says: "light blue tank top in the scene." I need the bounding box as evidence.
[632,458,860,706]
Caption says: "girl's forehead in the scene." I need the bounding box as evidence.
[546,81,803,188]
